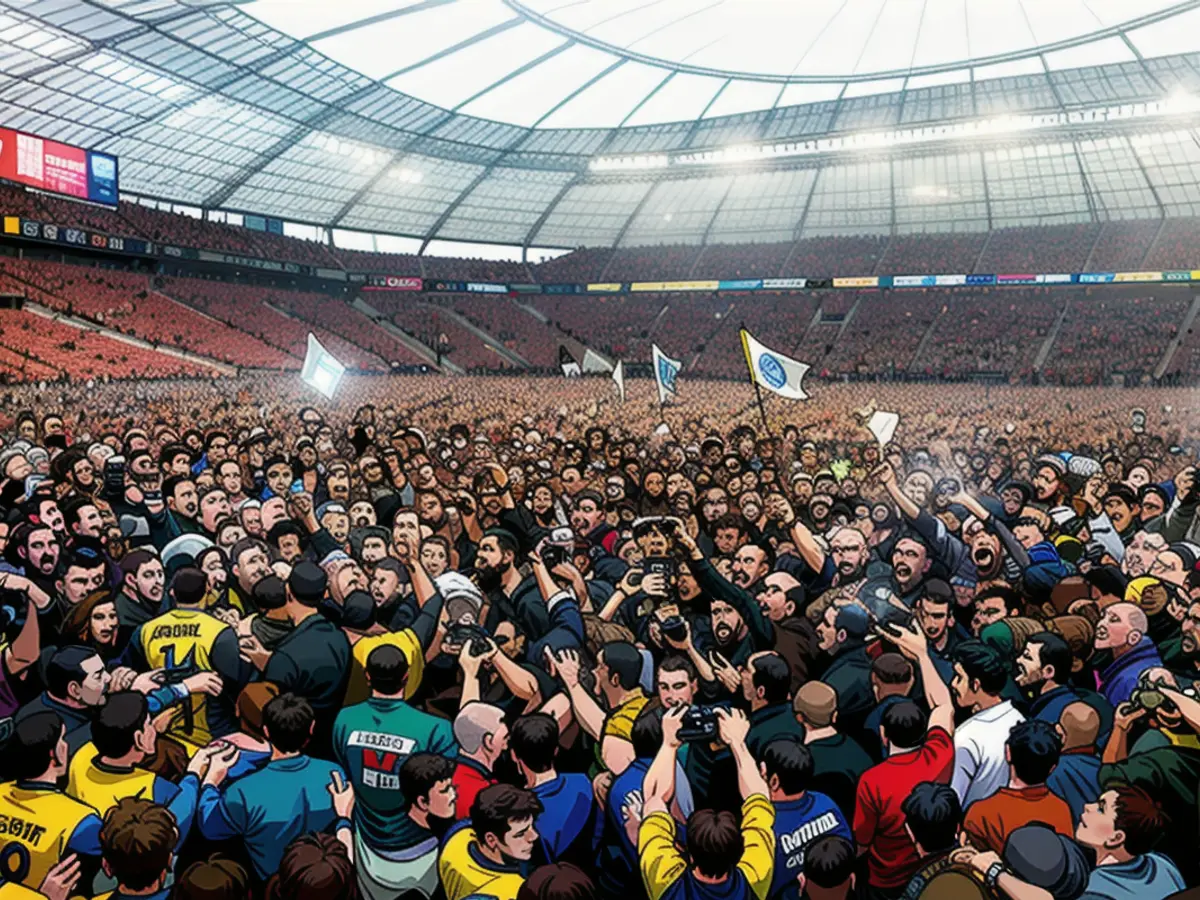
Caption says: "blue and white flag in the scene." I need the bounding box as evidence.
[652,344,681,405]
[740,329,809,400]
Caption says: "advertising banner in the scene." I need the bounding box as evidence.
[363,275,422,291]
[761,278,808,289]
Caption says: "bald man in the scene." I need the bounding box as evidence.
[1094,601,1162,706]
[450,702,508,819]
[756,570,819,690]
[1047,702,1102,825]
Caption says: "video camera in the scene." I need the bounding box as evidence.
[678,705,722,743]
[446,622,492,656]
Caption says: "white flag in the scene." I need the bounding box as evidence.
[301,333,345,399]
[740,329,809,400]
[652,344,681,405]
[612,360,625,403]
[866,410,900,447]
[582,347,614,374]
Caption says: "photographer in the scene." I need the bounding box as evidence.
[632,705,775,900]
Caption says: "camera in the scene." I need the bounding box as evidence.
[103,455,126,497]
[644,557,677,580]
[678,705,720,743]
[541,544,570,570]
[659,615,687,642]
[446,622,491,656]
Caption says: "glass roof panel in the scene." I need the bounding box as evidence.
[457,43,618,127]
[310,0,514,81]
[232,0,1200,128]
[539,61,670,129]
[623,72,726,126]
[385,22,564,111]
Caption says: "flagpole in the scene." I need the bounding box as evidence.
[740,325,771,435]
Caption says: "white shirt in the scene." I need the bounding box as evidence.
[952,699,1025,810]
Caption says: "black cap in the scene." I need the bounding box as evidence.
[287,560,327,606]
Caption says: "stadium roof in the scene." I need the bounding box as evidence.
[6,0,1200,250]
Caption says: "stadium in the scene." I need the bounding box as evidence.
[1,3,1200,900]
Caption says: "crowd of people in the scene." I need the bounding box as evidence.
[0,367,1195,900]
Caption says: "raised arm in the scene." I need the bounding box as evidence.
[643,706,685,816]
[875,462,921,521]
[716,708,770,800]
[550,647,607,740]
[877,620,955,736]
[788,517,828,575]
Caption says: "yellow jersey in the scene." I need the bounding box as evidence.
[345,629,424,705]
[66,743,157,817]
[0,781,99,889]
[137,608,229,750]
[438,824,525,900]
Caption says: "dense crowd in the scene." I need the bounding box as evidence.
[0,370,1196,900]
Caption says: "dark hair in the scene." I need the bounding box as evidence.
[170,855,250,900]
[399,753,456,810]
[1006,720,1062,786]
[265,833,355,900]
[482,528,519,558]
[658,655,697,682]
[263,693,314,754]
[100,798,177,890]
[881,700,928,748]
[119,548,158,581]
[1026,632,1072,685]
[760,738,813,795]
[1103,484,1138,507]
[1111,784,1170,856]
[7,711,63,780]
[630,707,664,760]
[93,691,150,758]
[60,496,96,533]
[163,475,194,504]
[46,645,99,701]
[365,645,409,696]
[510,713,560,774]
[517,863,597,900]
[231,537,269,569]
[900,782,962,854]
[872,653,914,684]
[685,809,743,879]
[252,574,288,611]
[267,520,306,549]
[975,584,1023,616]
[1014,516,1047,534]
[171,566,207,606]
[63,546,106,572]
[745,540,775,571]
[159,443,191,468]
[749,653,791,705]
[712,513,746,535]
[599,641,642,690]
[471,784,544,844]
[954,640,1009,695]
[803,835,856,890]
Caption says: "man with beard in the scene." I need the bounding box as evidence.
[1171,596,1200,680]
[781,518,868,599]
[231,536,272,615]
[675,527,772,669]
[370,558,414,630]
[815,604,874,737]
[3,522,61,599]
[115,549,166,648]
[475,529,550,651]
[1017,632,1113,736]
[730,541,772,594]
[569,489,617,555]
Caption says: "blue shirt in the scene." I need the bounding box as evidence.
[1082,853,1185,900]
[1046,750,1102,825]
[532,773,594,863]
[1099,638,1162,708]
[197,754,346,879]
[769,792,852,900]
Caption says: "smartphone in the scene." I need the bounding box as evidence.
[103,456,126,496]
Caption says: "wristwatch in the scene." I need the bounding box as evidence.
[985,861,1006,889]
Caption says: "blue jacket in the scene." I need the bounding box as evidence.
[532,773,594,864]
[197,754,346,879]
[1099,638,1162,708]
[1046,749,1102,824]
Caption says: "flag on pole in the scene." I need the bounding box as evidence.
[612,360,625,403]
[740,329,810,400]
[582,347,614,374]
[652,344,681,405]
[866,410,900,447]
[301,333,346,399]
[559,346,581,378]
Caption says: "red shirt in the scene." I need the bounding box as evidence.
[452,758,496,820]
[854,726,954,889]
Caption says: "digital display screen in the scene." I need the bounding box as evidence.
[0,127,119,207]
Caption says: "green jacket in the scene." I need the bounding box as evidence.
[333,697,456,851]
